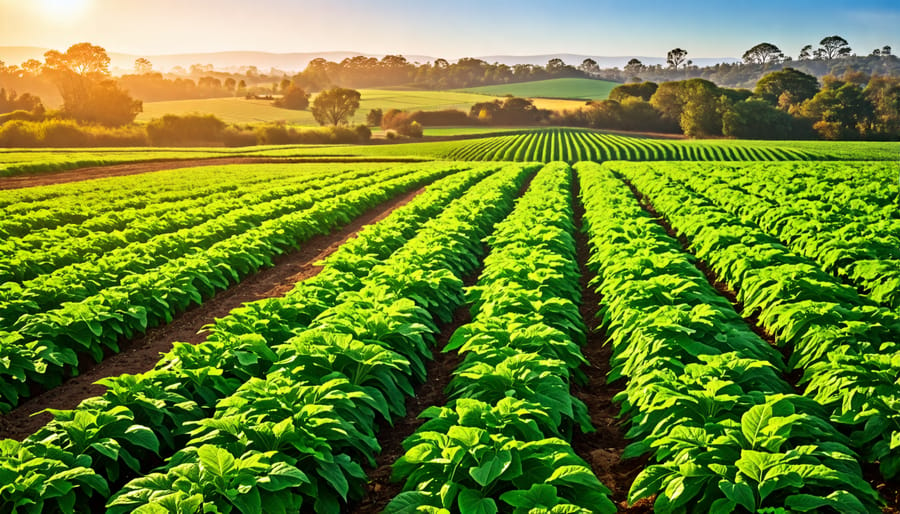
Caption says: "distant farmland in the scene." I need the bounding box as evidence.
[137,89,510,125]
[136,86,590,125]
[459,77,618,100]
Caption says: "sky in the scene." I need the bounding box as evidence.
[0,0,898,60]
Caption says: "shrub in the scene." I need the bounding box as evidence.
[146,114,226,146]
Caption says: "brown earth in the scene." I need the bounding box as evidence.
[352,301,471,514]
[571,178,651,512]
[0,156,428,190]
[0,186,426,441]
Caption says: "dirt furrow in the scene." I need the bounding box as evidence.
[0,186,426,440]
[570,177,650,512]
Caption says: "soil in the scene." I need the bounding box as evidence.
[0,156,428,191]
[570,178,652,512]
[351,301,471,514]
[0,186,426,441]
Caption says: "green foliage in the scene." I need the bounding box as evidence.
[311,87,362,126]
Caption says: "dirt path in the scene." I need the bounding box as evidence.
[569,178,651,512]
[0,156,428,190]
[0,186,425,441]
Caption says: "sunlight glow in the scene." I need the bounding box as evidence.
[37,0,92,21]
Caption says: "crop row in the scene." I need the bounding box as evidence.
[650,161,900,309]
[0,165,359,271]
[441,128,817,163]
[0,163,461,412]
[612,162,900,481]
[0,163,533,512]
[578,161,880,513]
[0,165,379,288]
[387,162,615,513]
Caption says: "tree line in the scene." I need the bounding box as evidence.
[557,68,900,140]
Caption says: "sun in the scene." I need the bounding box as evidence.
[37,0,92,20]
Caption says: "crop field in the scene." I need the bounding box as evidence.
[459,77,619,100]
[4,129,896,179]
[438,128,900,162]
[1,151,898,513]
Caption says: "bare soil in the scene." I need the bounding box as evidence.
[0,186,425,441]
[0,156,427,190]
[352,301,471,514]
[570,179,651,512]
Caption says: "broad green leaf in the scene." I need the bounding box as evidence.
[458,489,498,514]
[469,451,512,487]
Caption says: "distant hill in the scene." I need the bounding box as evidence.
[459,78,619,101]
[0,47,738,74]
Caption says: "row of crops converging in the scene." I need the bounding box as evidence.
[1,160,898,512]
[441,128,837,163]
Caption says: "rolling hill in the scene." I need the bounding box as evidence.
[459,78,619,100]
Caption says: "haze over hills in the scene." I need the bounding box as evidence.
[0,46,738,74]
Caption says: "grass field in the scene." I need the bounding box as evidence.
[137,88,592,125]
[458,77,619,100]
[137,89,515,125]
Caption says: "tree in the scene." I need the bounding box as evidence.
[134,58,153,74]
[273,86,309,110]
[366,108,383,127]
[883,45,893,57]
[624,58,644,75]
[801,79,874,138]
[742,43,784,64]
[754,68,819,108]
[819,36,851,59]
[21,59,42,76]
[311,87,361,125]
[799,45,813,60]
[42,43,141,126]
[667,48,688,70]
[579,58,599,75]
[609,82,658,102]
[722,98,794,139]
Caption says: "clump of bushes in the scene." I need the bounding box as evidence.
[381,109,423,138]
[249,122,372,146]
[0,119,146,147]
[146,114,226,145]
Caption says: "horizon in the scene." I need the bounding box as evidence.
[1,0,897,62]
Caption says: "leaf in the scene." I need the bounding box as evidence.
[197,445,235,478]
[741,402,773,450]
[125,425,160,453]
[718,479,756,512]
[458,489,498,514]
[469,451,512,487]
[317,460,350,499]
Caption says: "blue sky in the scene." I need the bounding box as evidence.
[1,0,897,59]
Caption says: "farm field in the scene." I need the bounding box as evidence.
[1,144,899,512]
[459,77,619,100]
[137,89,517,125]
[3,128,897,180]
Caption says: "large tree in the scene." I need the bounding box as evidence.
[819,36,852,59]
[754,68,820,108]
[42,43,140,126]
[624,58,644,75]
[667,48,688,70]
[311,87,361,125]
[742,43,784,64]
